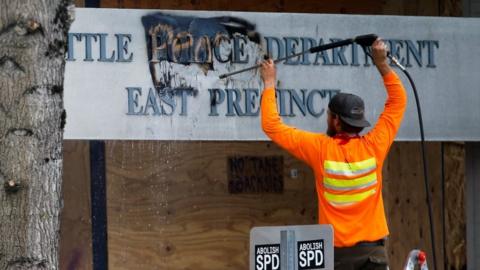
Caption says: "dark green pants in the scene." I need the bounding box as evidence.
[334,244,388,270]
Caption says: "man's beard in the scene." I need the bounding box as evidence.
[326,125,337,137]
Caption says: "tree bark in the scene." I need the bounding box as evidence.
[0,1,73,269]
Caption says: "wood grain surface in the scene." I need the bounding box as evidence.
[105,141,317,270]
[60,141,93,270]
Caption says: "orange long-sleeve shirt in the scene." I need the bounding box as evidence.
[261,71,407,247]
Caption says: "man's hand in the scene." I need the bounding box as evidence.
[260,59,276,89]
[371,38,392,76]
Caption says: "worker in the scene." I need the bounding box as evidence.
[260,38,407,269]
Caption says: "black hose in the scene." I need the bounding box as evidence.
[359,46,439,269]
[368,47,440,269]
[398,67,438,270]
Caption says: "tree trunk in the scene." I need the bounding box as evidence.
[0,1,73,269]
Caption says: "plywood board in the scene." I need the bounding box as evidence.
[60,141,93,270]
[105,141,317,269]
[383,142,443,269]
[60,140,465,270]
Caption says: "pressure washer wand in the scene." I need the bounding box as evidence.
[218,34,378,79]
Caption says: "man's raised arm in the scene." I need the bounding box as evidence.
[365,39,408,157]
[260,59,324,166]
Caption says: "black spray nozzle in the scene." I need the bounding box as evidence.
[354,33,378,47]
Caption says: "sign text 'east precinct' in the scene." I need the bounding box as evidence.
[125,87,339,117]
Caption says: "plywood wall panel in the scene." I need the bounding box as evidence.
[60,141,93,270]
[383,142,444,269]
[101,140,465,270]
[443,142,466,269]
[105,141,317,270]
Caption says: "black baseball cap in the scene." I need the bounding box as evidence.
[328,93,371,128]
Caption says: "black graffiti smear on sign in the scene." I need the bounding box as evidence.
[141,13,260,92]
[228,156,283,194]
